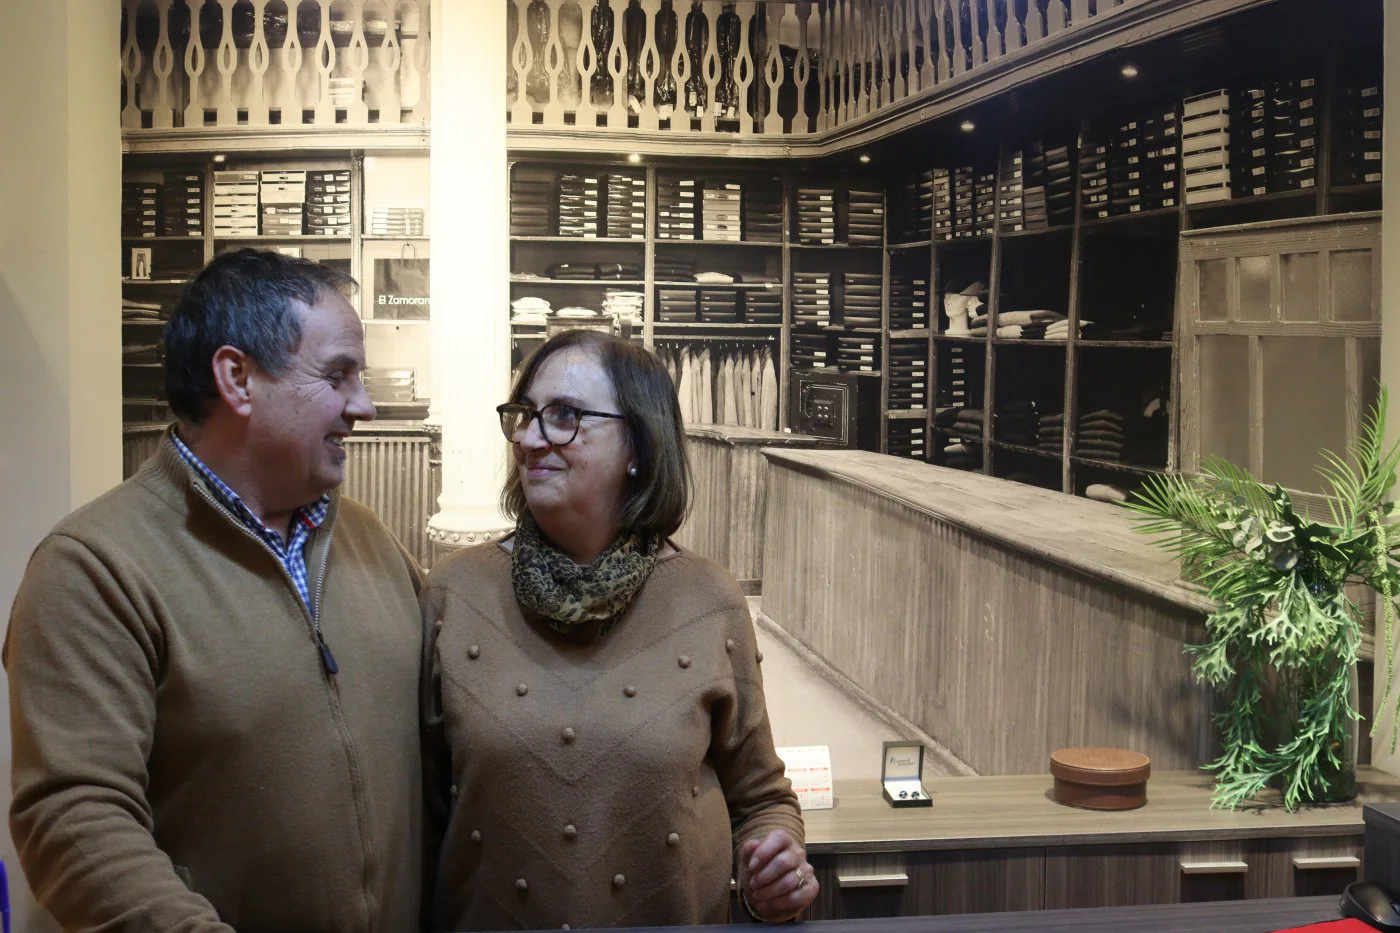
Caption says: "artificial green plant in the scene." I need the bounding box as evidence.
[1127,390,1400,811]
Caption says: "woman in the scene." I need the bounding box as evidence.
[422,329,818,931]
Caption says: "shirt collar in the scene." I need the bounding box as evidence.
[170,431,330,540]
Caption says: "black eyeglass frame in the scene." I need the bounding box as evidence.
[496,402,628,446]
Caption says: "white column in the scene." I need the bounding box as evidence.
[0,0,121,928]
[426,0,514,550]
[1373,6,1400,775]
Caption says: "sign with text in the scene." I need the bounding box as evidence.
[775,745,834,811]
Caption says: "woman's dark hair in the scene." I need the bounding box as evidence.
[502,329,691,538]
[164,248,356,424]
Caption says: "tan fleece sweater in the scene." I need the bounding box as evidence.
[422,541,804,931]
[6,439,425,933]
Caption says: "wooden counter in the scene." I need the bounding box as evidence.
[677,426,832,594]
[792,772,1398,919]
[806,772,1400,854]
[758,449,1216,776]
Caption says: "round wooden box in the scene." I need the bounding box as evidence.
[1050,747,1151,811]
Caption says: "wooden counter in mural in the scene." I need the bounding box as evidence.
[758,448,1216,776]
[123,421,440,568]
[675,426,832,595]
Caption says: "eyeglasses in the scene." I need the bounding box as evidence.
[496,402,627,446]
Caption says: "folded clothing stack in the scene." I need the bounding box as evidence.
[510,168,554,236]
[745,176,784,243]
[839,272,882,329]
[835,335,878,373]
[932,168,953,241]
[1086,483,1130,504]
[744,287,782,325]
[558,173,600,238]
[510,296,551,325]
[847,186,885,246]
[307,170,352,236]
[889,273,929,330]
[939,344,970,409]
[1079,320,1171,341]
[702,181,743,242]
[657,175,698,240]
[792,272,832,326]
[950,406,985,441]
[602,290,643,324]
[162,171,204,237]
[595,261,642,281]
[886,421,927,461]
[996,309,1066,340]
[886,343,928,411]
[1045,320,1080,341]
[1076,409,1126,462]
[1037,412,1064,453]
[973,169,996,237]
[122,182,162,239]
[654,255,696,282]
[790,332,829,370]
[699,288,742,323]
[261,170,306,237]
[997,150,1024,233]
[996,400,1037,446]
[892,170,934,242]
[657,288,698,322]
[604,172,647,240]
[1333,71,1383,186]
[796,186,836,244]
[213,170,259,237]
[935,408,982,470]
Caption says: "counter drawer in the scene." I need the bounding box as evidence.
[807,849,1043,920]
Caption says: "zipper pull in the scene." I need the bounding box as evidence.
[317,632,340,675]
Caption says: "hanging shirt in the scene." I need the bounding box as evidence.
[762,347,779,430]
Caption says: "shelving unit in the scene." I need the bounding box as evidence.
[119,149,432,423]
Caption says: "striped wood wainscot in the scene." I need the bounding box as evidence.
[758,449,1216,776]
[122,422,439,569]
[676,426,832,595]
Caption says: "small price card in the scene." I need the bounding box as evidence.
[776,745,834,811]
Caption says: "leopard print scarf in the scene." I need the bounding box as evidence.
[510,511,661,638]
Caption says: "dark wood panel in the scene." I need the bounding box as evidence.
[1263,834,1363,899]
[809,849,1044,920]
[1044,844,1182,909]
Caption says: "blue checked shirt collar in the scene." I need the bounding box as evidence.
[170,432,330,611]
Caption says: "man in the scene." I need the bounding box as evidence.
[7,249,425,932]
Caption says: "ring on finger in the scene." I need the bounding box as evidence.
[794,867,807,889]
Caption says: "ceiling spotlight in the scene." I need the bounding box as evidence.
[212,153,227,163]
[627,153,642,163]
[1121,63,1139,79]
[959,119,975,133]
[858,154,871,164]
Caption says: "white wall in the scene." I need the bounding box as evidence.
[0,0,122,927]
[1376,2,1400,776]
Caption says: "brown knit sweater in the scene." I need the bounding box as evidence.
[422,542,804,931]
[6,439,425,933]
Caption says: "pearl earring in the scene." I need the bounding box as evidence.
[628,465,638,477]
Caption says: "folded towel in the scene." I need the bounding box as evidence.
[1086,483,1129,504]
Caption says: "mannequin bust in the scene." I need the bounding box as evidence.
[944,293,970,334]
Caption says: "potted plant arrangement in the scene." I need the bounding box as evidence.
[1127,391,1400,811]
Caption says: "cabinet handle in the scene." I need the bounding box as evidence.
[837,873,909,889]
[1179,860,1249,875]
[1292,856,1361,870]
